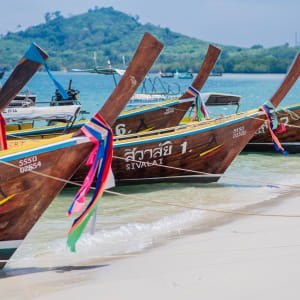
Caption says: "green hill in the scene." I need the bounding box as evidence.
[0,6,299,73]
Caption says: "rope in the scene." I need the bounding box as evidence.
[1,158,300,218]
[2,133,300,190]
[248,106,300,129]
[249,115,300,130]
[4,112,300,191]
[2,106,300,219]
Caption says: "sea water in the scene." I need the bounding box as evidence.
[2,72,300,270]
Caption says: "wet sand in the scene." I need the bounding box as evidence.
[1,189,300,300]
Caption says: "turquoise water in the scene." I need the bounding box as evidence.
[2,72,300,271]
[3,72,300,115]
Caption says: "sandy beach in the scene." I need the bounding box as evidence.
[1,186,300,300]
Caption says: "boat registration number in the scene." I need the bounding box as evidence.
[19,156,42,173]
[233,126,246,139]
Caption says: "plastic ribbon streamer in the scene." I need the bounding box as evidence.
[260,104,288,155]
[0,113,7,150]
[187,86,209,121]
[24,43,69,99]
[263,101,278,129]
[67,113,113,252]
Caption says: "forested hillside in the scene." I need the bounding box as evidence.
[0,7,299,73]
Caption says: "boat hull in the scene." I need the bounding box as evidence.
[0,136,93,268]
[73,111,265,185]
[245,104,300,153]
[113,99,193,136]
[6,99,193,141]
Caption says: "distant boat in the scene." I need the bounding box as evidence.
[159,70,174,78]
[9,87,37,107]
[175,69,193,79]
[210,71,223,76]
[73,60,182,107]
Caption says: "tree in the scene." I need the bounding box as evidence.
[53,11,62,19]
[45,12,51,23]
[251,44,263,49]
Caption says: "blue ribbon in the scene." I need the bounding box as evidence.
[262,104,288,155]
[24,43,69,100]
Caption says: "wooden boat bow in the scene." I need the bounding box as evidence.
[0,43,49,112]
[0,33,164,268]
[269,52,300,107]
[180,44,221,99]
[99,32,164,126]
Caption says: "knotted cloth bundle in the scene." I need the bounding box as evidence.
[259,103,288,155]
[187,85,209,121]
[67,113,113,252]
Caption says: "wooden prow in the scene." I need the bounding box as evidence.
[99,32,164,126]
[269,52,300,107]
[180,44,221,99]
[0,43,48,112]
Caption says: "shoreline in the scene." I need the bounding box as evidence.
[1,187,300,299]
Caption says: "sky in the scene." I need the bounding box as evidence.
[0,0,299,48]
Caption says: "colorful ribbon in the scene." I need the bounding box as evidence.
[24,43,69,99]
[67,113,113,252]
[260,105,288,155]
[0,113,7,151]
[187,86,209,121]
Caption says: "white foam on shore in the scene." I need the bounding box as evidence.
[8,183,280,269]
[7,153,299,269]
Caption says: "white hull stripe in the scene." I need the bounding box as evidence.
[0,240,22,249]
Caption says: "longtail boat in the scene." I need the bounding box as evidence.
[159,70,174,78]
[175,69,193,79]
[178,93,300,154]
[112,44,221,136]
[0,33,164,268]
[245,103,300,153]
[103,53,300,184]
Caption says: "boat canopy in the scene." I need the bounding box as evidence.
[72,67,125,76]
[3,105,81,122]
[202,93,241,106]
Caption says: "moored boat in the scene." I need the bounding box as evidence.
[245,103,300,153]
[159,70,174,78]
[9,87,37,107]
[74,53,300,184]
[0,33,164,268]
[175,69,193,79]
[100,53,300,184]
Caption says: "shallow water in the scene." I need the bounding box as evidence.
[2,72,300,271]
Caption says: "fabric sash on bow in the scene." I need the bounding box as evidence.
[259,104,288,155]
[67,113,113,252]
[187,86,209,121]
[24,43,69,99]
[0,113,7,151]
